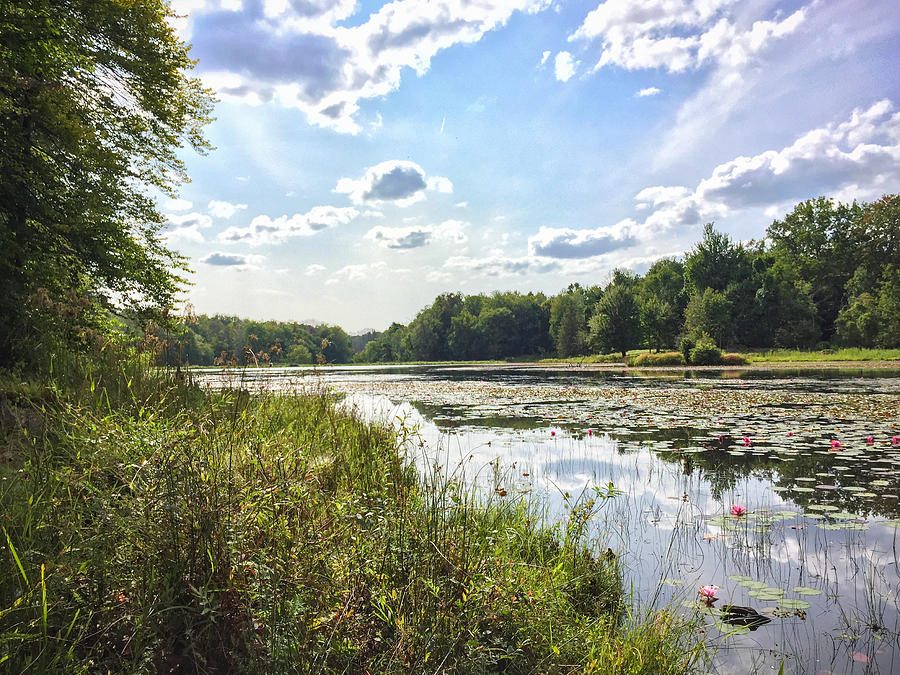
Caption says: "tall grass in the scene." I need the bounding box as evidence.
[0,351,703,672]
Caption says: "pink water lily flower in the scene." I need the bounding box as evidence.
[893,436,899,446]
[866,436,874,445]
[742,437,751,447]
[831,439,841,448]
[731,505,747,517]
[698,585,719,605]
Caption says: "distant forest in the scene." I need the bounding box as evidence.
[162,194,900,366]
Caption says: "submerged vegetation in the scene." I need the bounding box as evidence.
[0,354,703,672]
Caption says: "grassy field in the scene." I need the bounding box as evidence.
[0,353,702,673]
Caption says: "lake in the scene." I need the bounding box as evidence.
[196,364,900,674]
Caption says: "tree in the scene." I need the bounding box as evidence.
[0,0,214,367]
[551,293,585,358]
[588,284,641,357]
[767,197,862,341]
[684,224,749,294]
[684,288,733,346]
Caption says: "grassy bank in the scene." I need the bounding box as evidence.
[745,347,900,362]
[0,354,701,673]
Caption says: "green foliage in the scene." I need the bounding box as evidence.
[684,224,750,294]
[684,288,733,346]
[550,286,588,358]
[588,282,642,358]
[721,352,749,365]
[689,334,723,366]
[766,197,863,341]
[836,292,880,348]
[0,0,214,369]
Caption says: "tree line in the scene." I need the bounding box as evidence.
[164,193,898,366]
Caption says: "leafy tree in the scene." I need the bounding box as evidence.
[767,197,862,341]
[285,342,312,365]
[638,258,686,351]
[684,224,749,294]
[835,293,879,348]
[875,266,900,348]
[317,325,352,363]
[588,284,641,357]
[640,297,676,352]
[551,292,585,358]
[476,307,515,359]
[684,288,733,346]
[1,0,214,367]
[448,311,479,360]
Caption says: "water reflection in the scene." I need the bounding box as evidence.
[196,365,900,674]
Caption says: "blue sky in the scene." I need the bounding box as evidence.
[162,0,900,332]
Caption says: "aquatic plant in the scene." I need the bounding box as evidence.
[698,585,719,605]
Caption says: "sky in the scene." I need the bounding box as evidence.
[162,0,900,333]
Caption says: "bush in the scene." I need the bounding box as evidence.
[633,351,686,366]
[721,352,749,365]
[689,334,723,366]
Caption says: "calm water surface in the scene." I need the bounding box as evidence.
[197,365,900,674]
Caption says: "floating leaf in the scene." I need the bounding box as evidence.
[778,598,812,609]
[792,587,822,596]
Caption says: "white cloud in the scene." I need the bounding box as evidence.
[199,251,265,269]
[540,50,551,66]
[426,175,454,193]
[694,99,900,208]
[365,219,468,250]
[335,160,451,207]
[635,86,660,97]
[554,51,579,82]
[185,0,553,132]
[443,255,560,277]
[218,206,359,246]
[326,262,389,284]
[162,212,213,244]
[528,219,640,258]
[305,264,326,276]
[208,199,248,219]
[163,197,193,212]
[570,0,804,74]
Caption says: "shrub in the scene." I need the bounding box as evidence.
[633,351,686,366]
[721,352,749,365]
[689,334,723,366]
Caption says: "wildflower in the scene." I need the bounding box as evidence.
[731,505,746,517]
